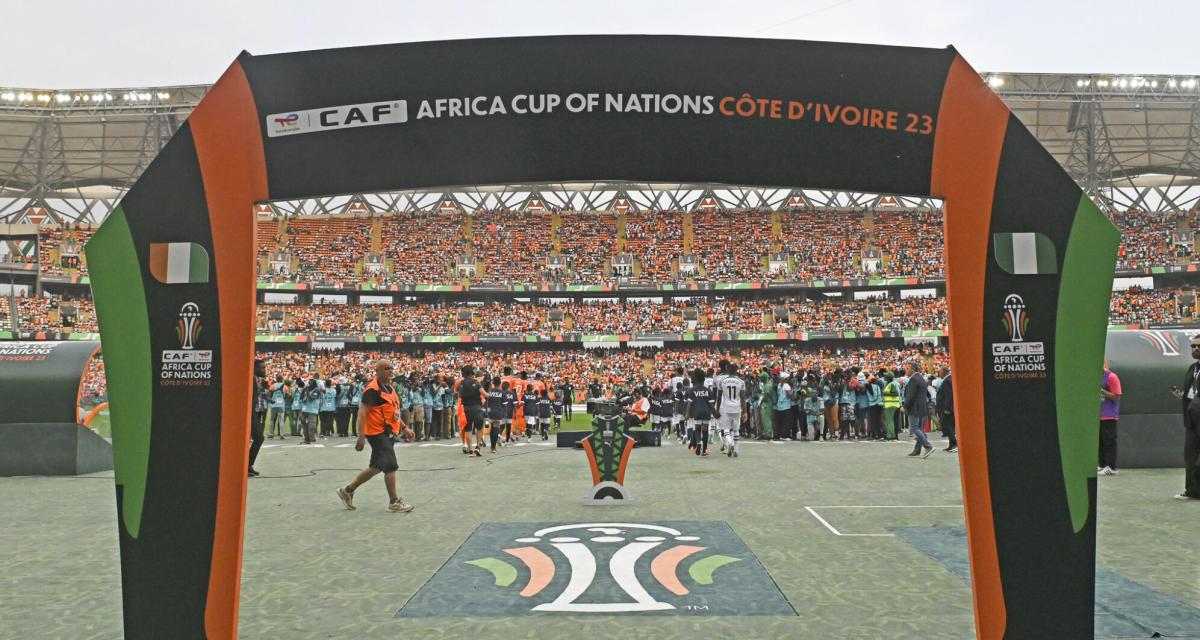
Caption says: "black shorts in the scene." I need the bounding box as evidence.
[465,407,485,431]
[367,434,399,472]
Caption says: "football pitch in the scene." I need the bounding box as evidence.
[4,432,1199,639]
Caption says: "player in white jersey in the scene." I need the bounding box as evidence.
[717,363,748,458]
[712,360,730,451]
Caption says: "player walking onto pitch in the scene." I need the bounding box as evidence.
[717,363,749,458]
[486,379,506,453]
[456,366,487,457]
[336,359,415,512]
[685,368,715,457]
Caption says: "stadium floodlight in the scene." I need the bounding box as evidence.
[92,93,105,102]
[0,92,14,101]
[1183,79,1198,89]
[54,93,70,103]
[157,91,171,100]
[986,76,1003,88]
[36,94,50,102]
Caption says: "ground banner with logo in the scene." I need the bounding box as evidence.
[86,36,1116,639]
[398,522,793,617]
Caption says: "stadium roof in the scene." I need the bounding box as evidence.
[1,72,1198,223]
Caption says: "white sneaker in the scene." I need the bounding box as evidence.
[1100,466,1114,476]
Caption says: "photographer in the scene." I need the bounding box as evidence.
[1171,337,1200,500]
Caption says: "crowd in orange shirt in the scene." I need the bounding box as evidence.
[379,211,465,284]
[1109,286,1197,325]
[623,211,685,281]
[692,209,775,281]
[38,225,95,277]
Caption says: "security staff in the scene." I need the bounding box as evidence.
[336,359,415,512]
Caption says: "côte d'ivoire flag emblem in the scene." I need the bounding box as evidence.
[993,232,1057,275]
[148,242,210,284]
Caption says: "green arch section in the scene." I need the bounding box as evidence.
[465,557,517,587]
[689,555,741,585]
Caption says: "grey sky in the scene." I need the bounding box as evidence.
[4,0,1198,88]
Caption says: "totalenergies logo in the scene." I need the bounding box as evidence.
[272,113,300,128]
[465,522,739,613]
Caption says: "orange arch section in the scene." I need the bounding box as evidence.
[187,58,271,640]
[650,545,705,596]
[504,547,555,597]
[931,54,1013,640]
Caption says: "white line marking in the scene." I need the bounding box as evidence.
[804,506,845,536]
[804,505,962,537]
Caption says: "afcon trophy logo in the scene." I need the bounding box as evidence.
[176,302,202,350]
[1002,294,1028,342]
[466,523,739,613]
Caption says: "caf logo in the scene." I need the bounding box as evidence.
[176,302,202,350]
[1002,294,1028,343]
[469,523,737,613]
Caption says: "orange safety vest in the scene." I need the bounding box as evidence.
[631,397,649,421]
[361,379,400,436]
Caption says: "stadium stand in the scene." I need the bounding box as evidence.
[471,209,555,284]
[623,210,685,281]
[284,217,370,284]
[557,212,618,282]
[691,209,774,280]
[38,224,95,277]
[380,211,465,284]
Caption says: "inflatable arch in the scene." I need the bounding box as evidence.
[86,36,1118,639]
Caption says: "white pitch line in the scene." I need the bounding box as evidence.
[804,506,846,536]
[804,505,962,537]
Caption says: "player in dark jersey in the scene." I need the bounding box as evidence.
[551,392,564,432]
[523,384,541,442]
[457,365,486,457]
[649,388,665,435]
[673,380,688,442]
[499,381,513,441]
[538,389,552,440]
[685,368,715,457]
[486,379,507,453]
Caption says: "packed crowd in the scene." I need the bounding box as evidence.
[470,209,556,283]
[22,208,1198,287]
[1108,209,1193,270]
[246,297,949,336]
[11,295,97,333]
[1109,286,1197,325]
[780,210,866,280]
[38,225,95,276]
[286,217,371,283]
[78,344,949,409]
[623,210,685,281]
[557,212,618,282]
[379,210,464,284]
[691,209,775,281]
[872,210,945,278]
[23,287,1200,336]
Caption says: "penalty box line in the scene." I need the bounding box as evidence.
[804,505,963,537]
